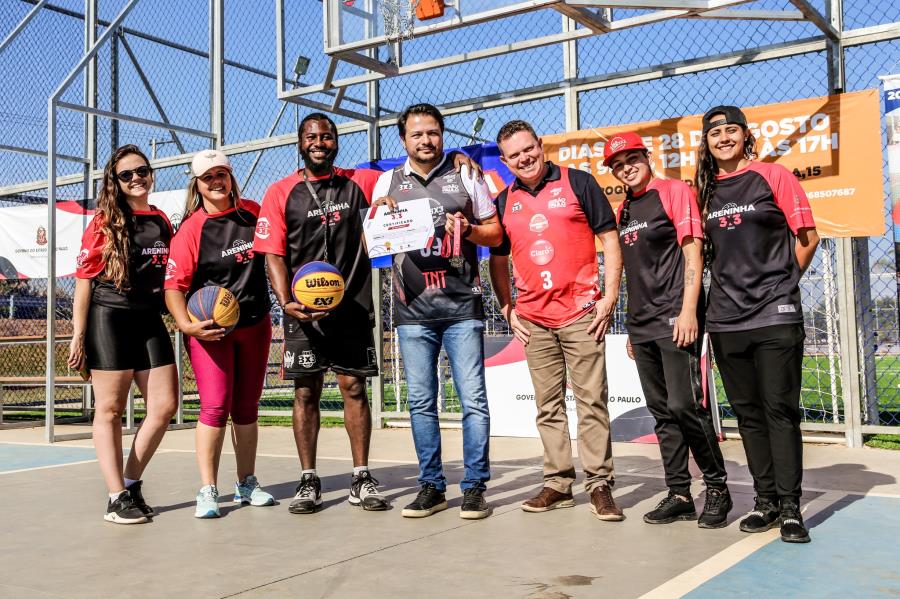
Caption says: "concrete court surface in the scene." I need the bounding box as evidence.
[1,426,899,599]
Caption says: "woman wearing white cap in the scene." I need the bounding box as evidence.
[165,150,274,518]
[604,132,731,529]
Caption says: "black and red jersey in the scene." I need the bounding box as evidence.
[165,200,270,328]
[618,178,704,343]
[253,167,379,322]
[491,162,617,329]
[704,161,816,332]
[76,207,172,311]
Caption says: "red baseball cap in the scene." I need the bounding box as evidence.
[602,132,648,167]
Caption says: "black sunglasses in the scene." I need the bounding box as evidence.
[115,165,152,183]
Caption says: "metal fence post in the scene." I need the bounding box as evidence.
[836,238,864,447]
[367,31,384,429]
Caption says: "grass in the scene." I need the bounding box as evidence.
[865,434,900,450]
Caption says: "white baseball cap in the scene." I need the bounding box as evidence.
[191,149,232,177]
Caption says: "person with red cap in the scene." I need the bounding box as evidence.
[695,106,819,543]
[604,132,731,529]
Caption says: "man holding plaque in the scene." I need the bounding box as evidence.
[371,103,502,520]
[488,120,625,522]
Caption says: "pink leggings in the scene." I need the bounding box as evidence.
[187,318,272,427]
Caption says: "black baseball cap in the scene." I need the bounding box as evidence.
[702,105,748,134]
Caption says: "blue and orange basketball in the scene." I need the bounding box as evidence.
[291,261,345,312]
[187,285,240,333]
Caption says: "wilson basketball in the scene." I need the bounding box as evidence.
[291,261,345,312]
[187,285,240,333]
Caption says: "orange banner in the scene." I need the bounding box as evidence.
[543,89,885,238]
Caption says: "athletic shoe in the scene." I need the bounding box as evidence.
[459,487,491,520]
[698,487,733,529]
[104,490,148,525]
[401,484,448,518]
[521,487,575,513]
[194,485,220,519]
[739,497,780,533]
[589,484,625,521]
[779,498,811,543]
[348,470,388,511]
[126,479,155,517]
[289,473,322,514]
[234,475,275,507]
[643,491,696,524]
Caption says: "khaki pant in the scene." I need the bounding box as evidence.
[521,312,614,494]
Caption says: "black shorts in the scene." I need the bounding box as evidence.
[282,313,379,379]
[85,303,175,371]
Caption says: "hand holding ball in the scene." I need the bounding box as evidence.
[291,261,345,312]
[187,285,240,334]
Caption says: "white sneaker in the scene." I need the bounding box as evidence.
[348,470,388,511]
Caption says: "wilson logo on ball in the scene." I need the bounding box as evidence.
[292,261,345,312]
[187,285,240,334]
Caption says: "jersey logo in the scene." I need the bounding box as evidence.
[547,198,567,209]
[620,220,647,246]
[299,350,317,367]
[224,239,254,263]
[36,226,47,246]
[398,181,414,192]
[423,270,447,290]
[777,304,797,313]
[550,187,563,196]
[442,173,456,182]
[143,240,170,265]
[76,249,89,269]
[608,137,627,153]
[529,213,549,233]
[441,184,460,194]
[284,350,295,368]
[709,203,753,229]
[164,258,177,281]
[255,217,271,239]
[528,239,554,266]
[511,202,522,213]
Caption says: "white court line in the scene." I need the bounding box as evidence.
[0,459,98,476]
[638,491,846,599]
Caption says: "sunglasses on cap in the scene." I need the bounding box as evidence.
[115,165,152,183]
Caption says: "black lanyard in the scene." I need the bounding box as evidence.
[303,170,335,263]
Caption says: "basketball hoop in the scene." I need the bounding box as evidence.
[381,0,420,43]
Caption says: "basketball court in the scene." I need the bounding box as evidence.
[1,427,898,598]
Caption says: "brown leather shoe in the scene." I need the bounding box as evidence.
[589,485,625,521]
[521,487,575,513]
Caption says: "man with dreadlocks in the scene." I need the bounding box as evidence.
[604,132,731,529]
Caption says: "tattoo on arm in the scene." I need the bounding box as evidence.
[685,268,696,286]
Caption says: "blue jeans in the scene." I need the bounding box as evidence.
[397,319,491,492]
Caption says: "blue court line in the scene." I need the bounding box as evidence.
[0,443,97,472]
[686,495,900,598]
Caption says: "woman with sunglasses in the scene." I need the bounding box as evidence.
[68,145,178,524]
[695,106,819,543]
[164,150,274,518]
[604,133,731,529]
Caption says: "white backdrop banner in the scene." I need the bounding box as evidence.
[0,202,92,279]
[484,334,656,442]
[148,189,187,230]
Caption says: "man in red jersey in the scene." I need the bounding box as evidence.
[488,120,624,521]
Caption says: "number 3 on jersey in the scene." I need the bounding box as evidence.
[540,270,553,289]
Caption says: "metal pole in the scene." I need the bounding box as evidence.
[83,0,97,205]
[210,0,224,148]
[174,332,184,425]
[820,240,840,424]
[0,0,49,54]
[45,99,57,443]
[110,29,119,150]
[562,15,578,131]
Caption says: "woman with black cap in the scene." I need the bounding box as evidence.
[604,132,731,529]
[695,106,819,543]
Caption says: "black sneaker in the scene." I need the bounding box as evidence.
[460,488,490,520]
[643,491,696,524]
[698,487,733,529]
[348,470,388,511]
[126,480,155,517]
[104,490,149,525]
[780,498,811,543]
[289,473,323,514]
[401,484,448,518]
[739,497,780,533]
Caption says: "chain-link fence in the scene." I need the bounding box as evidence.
[1,1,899,441]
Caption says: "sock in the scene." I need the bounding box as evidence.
[353,466,369,476]
[301,469,317,477]
[109,491,124,501]
[124,478,139,488]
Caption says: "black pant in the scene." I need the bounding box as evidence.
[632,337,727,494]
[710,323,804,500]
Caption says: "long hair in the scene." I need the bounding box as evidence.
[183,170,243,221]
[694,127,756,265]
[96,144,153,291]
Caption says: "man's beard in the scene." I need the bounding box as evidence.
[300,146,338,174]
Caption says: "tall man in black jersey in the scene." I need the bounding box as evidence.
[372,104,503,520]
[254,113,388,513]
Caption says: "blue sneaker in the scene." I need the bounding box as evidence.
[234,475,274,507]
[194,485,220,519]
